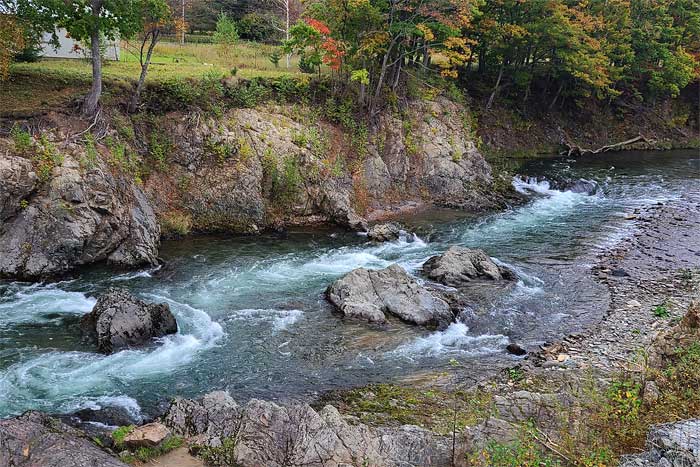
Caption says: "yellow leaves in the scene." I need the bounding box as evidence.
[502,23,528,40]
[359,31,390,56]
[416,23,435,42]
[0,14,25,81]
[348,0,370,9]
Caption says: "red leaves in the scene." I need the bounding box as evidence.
[306,18,331,36]
[304,18,345,70]
[321,37,345,70]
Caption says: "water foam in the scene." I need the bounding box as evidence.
[0,284,96,328]
[227,308,303,333]
[392,322,508,360]
[0,290,223,417]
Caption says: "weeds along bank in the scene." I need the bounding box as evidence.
[0,73,508,280]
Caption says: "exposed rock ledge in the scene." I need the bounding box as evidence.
[163,391,453,467]
[0,152,160,281]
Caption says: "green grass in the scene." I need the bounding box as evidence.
[15,40,301,83]
[2,40,306,116]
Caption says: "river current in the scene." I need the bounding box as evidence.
[0,149,697,421]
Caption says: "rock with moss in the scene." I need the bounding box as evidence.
[0,150,160,280]
[326,264,454,328]
[81,288,177,354]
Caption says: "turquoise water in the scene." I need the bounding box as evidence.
[0,149,697,420]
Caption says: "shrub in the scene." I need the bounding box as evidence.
[10,125,33,154]
[160,211,192,237]
[33,136,63,182]
[213,13,238,63]
[238,12,282,43]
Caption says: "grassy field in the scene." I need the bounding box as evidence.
[1,40,303,116]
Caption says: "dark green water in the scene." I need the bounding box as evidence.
[0,149,697,421]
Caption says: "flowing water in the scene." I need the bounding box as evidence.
[0,149,697,421]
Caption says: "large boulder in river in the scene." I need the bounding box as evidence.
[81,288,177,354]
[366,222,402,242]
[0,411,127,467]
[326,264,453,328]
[423,246,516,287]
[0,150,160,280]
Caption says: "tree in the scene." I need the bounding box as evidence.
[18,0,143,115]
[128,0,171,112]
[267,0,302,67]
[213,12,238,64]
[0,14,25,81]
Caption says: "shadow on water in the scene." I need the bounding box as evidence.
[0,149,697,419]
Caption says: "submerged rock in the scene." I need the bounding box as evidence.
[423,246,516,287]
[366,222,402,242]
[0,152,160,280]
[81,288,177,354]
[561,178,599,195]
[163,391,452,467]
[326,264,453,328]
[0,411,127,467]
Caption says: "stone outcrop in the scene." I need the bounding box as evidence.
[0,411,127,467]
[163,391,452,467]
[0,151,160,280]
[423,246,516,287]
[362,97,495,211]
[80,288,177,354]
[146,97,496,236]
[649,301,700,367]
[326,264,454,328]
[366,222,402,242]
[619,419,700,467]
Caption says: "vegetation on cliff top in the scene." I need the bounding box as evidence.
[3,0,698,118]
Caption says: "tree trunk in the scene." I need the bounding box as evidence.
[392,59,402,89]
[83,26,102,114]
[129,32,159,113]
[486,63,504,110]
[285,1,290,68]
[549,81,564,110]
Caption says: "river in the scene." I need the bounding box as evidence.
[0,149,697,422]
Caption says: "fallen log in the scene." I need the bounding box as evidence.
[560,133,650,157]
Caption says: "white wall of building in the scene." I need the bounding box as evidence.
[40,28,120,61]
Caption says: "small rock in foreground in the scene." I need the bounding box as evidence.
[122,422,171,449]
[506,343,527,356]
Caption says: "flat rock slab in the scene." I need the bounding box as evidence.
[326,264,453,328]
[123,422,171,449]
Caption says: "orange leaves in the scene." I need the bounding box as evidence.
[306,18,331,36]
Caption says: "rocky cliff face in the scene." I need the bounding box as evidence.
[145,96,496,236]
[0,145,160,280]
[0,96,497,279]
